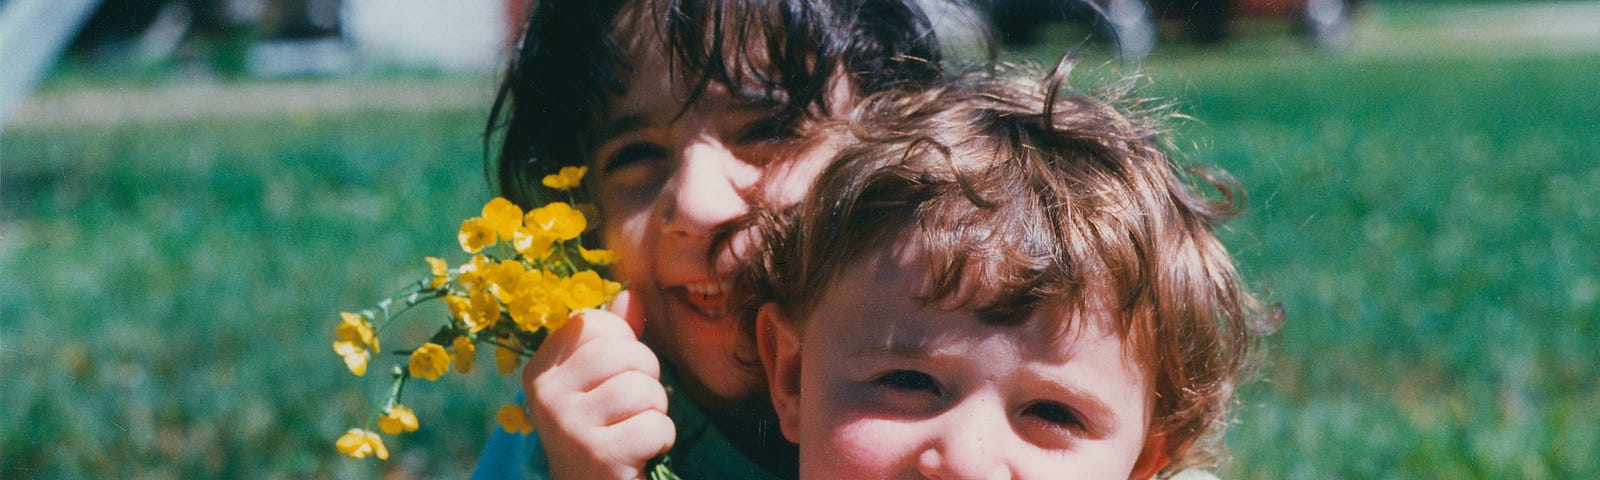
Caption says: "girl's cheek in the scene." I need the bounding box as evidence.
[602,208,651,254]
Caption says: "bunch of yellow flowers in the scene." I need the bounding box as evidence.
[333,166,676,477]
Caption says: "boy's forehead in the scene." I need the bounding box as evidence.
[859,240,1120,343]
[826,248,1119,365]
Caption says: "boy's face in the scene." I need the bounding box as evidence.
[761,251,1168,480]
[592,39,842,409]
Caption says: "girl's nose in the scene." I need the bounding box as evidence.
[660,136,757,240]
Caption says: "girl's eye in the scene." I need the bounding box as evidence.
[1023,402,1085,431]
[735,117,798,146]
[876,370,941,395]
[601,144,668,173]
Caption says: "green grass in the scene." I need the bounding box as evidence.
[1127,51,1600,480]
[6,3,1600,478]
[2,103,518,478]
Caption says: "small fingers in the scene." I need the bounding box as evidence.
[585,370,672,427]
[594,410,676,470]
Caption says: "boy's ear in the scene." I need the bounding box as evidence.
[1128,432,1171,480]
[756,302,803,444]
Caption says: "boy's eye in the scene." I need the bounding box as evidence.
[875,370,941,395]
[1023,401,1085,431]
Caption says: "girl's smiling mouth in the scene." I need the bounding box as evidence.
[675,280,731,318]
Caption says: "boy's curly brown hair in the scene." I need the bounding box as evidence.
[737,61,1278,473]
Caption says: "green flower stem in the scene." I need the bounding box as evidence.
[385,366,409,408]
[482,337,534,357]
[646,456,683,480]
[555,243,579,276]
[373,289,445,336]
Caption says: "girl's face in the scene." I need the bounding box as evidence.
[588,43,840,409]
[762,252,1169,480]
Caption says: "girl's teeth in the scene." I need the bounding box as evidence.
[685,282,726,296]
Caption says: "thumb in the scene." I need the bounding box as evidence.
[608,290,646,338]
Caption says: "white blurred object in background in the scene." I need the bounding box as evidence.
[341,0,508,72]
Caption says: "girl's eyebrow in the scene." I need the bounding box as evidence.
[594,114,646,146]
[727,83,790,109]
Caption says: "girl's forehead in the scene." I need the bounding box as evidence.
[608,1,801,101]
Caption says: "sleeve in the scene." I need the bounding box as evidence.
[470,391,550,480]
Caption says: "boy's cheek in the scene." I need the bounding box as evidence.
[805,415,918,478]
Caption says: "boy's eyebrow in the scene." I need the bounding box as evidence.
[1030,373,1120,436]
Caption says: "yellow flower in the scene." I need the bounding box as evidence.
[333,312,379,376]
[496,403,534,435]
[378,405,420,435]
[336,312,378,349]
[508,296,567,333]
[450,335,476,374]
[443,291,499,333]
[486,259,527,303]
[541,166,588,191]
[425,256,450,289]
[514,227,555,259]
[525,202,586,242]
[471,290,501,331]
[562,270,621,312]
[495,337,522,375]
[334,346,370,376]
[443,295,471,323]
[458,217,497,254]
[481,197,524,241]
[336,428,389,460]
[458,255,491,294]
[578,246,617,266]
[409,342,450,381]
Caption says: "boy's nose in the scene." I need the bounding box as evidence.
[660,136,757,240]
[916,406,1013,480]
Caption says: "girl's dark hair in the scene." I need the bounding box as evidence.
[485,0,946,207]
[738,63,1278,473]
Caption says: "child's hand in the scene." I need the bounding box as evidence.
[522,291,675,480]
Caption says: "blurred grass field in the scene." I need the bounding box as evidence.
[4,2,1599,478]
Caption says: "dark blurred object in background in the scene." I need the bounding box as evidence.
[988,0,1357,59]
[66,0,340,74]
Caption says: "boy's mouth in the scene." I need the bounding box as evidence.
[674,280,730,318]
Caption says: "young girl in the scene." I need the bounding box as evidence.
[473,1,949,478]
[738,67,1273,478]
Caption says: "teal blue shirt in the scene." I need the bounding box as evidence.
[471,369,782,480]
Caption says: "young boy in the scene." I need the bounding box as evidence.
[739,67,1271,478]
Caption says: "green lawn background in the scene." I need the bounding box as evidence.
[4,2,1597,478]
